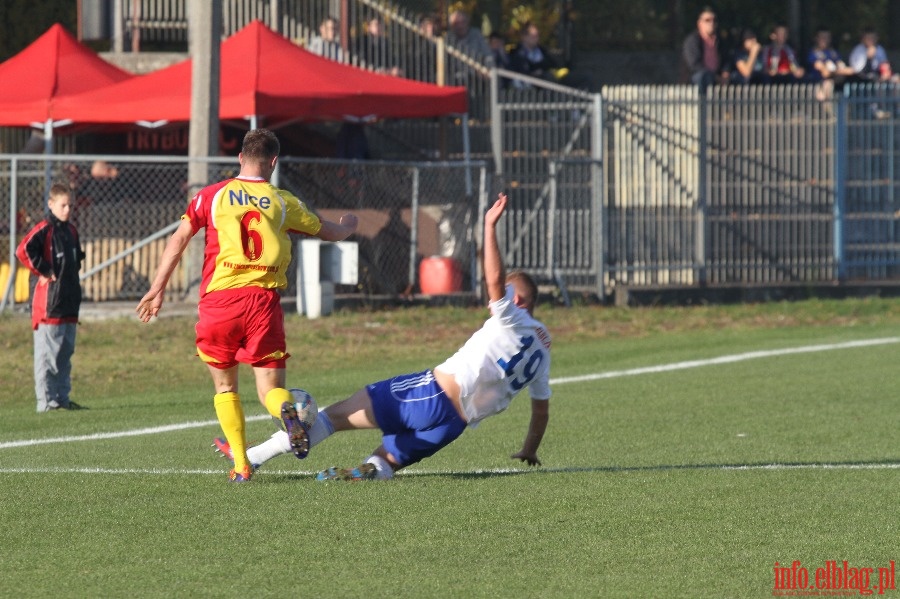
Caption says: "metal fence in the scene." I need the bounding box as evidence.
[0,156,489,309]
[489,69,600,295]
[5,83,900,309]
[599,82,900,294]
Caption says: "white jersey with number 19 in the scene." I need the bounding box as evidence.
[435,284,552,425]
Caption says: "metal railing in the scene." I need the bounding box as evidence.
[600,82,900,292]
[103,0,496,164]
[4,77,900,311]
[110,0,491,81]
[0,156,489,310]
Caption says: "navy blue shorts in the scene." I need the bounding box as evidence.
[368,370,467,467]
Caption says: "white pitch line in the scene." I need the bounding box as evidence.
[1,336,898,451]
[0,414,273,450]
[549,336,900,385]
[1,462,900,476]
[0,466,310,476]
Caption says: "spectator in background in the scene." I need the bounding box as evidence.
[418,13,438,39]
[77,160,121,236]
[63,163,90,228]
[760,23,804,84]
[356,16,402,77]
[807,27,856,98]
[489,30,512,90]
[406,14,439,82]
[308,16,344,62]
[731,28,765,84]
[681,7,727,90]
[509,22,561,86]
[447,9,491,64]
[489,31,511,70]
[508,22,592,91]
[848,27,897,119]
[849,27,896,82]
[16,183,87,413]
[336,121,370,160]
[90,160,119,181]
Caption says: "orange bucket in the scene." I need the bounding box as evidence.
[419,256,462,294]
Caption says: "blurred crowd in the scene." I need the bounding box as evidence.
[681,6,898,98]
[305,9,594,92]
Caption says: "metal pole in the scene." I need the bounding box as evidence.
[476,168,488,302]
[435,36,446,86]
[0,157,19,312]
[696,87,708,285]
[339,0,350,56]
[131,0,140,53]
[547,160,557,283]
[592,93,605,299]
[409,168,420,291]
[473,165,487,296]
[112,0,124,53]
[270,0,280,33]
[43,119,53,200]
[462,113,472,197]
[490,68,502,175]
[188,1,222,185]
[834,92,848,281]
[186,1,222,299]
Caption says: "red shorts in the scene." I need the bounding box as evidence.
[196,287,288,369]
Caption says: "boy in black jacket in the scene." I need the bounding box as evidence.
[16,183,87,412]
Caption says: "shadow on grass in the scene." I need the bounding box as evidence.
[263,458,900,483]
[415,459,900,479]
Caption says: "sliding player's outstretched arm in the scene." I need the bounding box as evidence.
[512,399,549,466]
[483,193,508,303]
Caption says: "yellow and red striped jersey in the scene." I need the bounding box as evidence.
[184,175,322,296]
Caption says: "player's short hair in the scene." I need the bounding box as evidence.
[241,129,280,161]
[48,183,71,200]
[507,270,538,312]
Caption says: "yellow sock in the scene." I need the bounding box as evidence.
[263,387,293,419]
[213,392,250,471]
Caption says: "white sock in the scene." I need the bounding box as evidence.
[246,430,293,467]
[365,454,394,480]
[246,410,336,468]
[308,410,335,447]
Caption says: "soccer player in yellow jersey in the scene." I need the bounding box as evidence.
[136,129,358,482]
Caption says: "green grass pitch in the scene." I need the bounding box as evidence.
[1,298,899,597]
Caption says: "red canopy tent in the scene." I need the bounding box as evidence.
[0,24,133,135]
[54,20,467,127]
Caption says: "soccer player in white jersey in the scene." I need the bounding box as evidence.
[214,192,552,480]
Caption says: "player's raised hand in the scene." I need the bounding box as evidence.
[485,193,507,227]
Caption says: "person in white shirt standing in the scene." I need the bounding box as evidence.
[213,192,552,480]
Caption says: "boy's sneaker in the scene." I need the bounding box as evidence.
[229,465,253,483]
[281,401,310,459]
[316,463,378,482]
